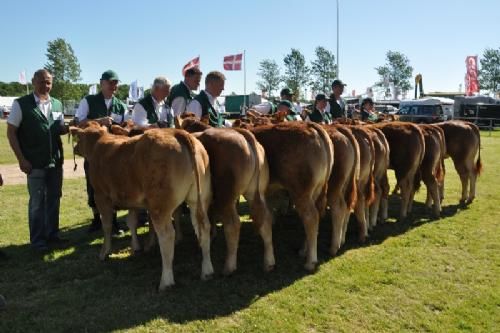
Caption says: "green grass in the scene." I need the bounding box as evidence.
[0,132,499,332]
[0,120,75,165]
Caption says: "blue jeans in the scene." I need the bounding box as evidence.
[27,167,63,248]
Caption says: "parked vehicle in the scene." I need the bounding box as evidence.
[397,98,449,123]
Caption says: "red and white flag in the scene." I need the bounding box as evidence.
[223,53,243,71]
[465,55,479,96]
[19,70,27,85]
[182,56,200,76]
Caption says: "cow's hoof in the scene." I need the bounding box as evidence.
[263,263,275,272]
[466,198,474,205]
[304,261,317,272]
[201,272,214,281]
[459,199,467,207]
[158,282,175,292]
[99,252,110,261]
[329,247,339,257]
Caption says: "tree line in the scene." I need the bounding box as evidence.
[1,38,499,102]
[257,46,500,100]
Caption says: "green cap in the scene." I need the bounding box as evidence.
[100,70,120,81]
[278,100,297,114]
[280,87,294,96]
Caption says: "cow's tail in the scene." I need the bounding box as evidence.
[307,122,334,216]
[337,126,359,210]
[469,123,483,175]
[175,130,205,234]
[233,127,265,230]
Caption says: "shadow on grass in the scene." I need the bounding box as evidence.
[0,196,466,332]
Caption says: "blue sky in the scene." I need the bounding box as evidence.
[1,0,498,98]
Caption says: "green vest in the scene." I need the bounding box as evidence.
[85,92,126,122]
[166,81,193,108]
[16,94,63,169]
[329,96,345,119]
[193,90,224,127]
[309,108,332,124]
[138,94,159,124]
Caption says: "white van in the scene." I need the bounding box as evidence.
[398,98,454,123]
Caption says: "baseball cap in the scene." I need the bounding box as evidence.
[331,79,347,88]
[315,93,327,101]
[100,70,120,81]
[280,87,294,96]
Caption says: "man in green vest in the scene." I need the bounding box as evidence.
[307,94,333,124]
[74,70,127,233]
[167,67,202,117]
[277,100,302,121]
[328,79,347,119]
[6,69,67,251]
[186,71,226,127]
[131,76,173,128]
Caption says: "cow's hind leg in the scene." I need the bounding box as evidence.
[96,201,114,261]
[246,191,275,272]
[150,211,176,291]
[294,196,319,271]
[186,200,214,281]
[330,195,347,256]
[221,204,241,275]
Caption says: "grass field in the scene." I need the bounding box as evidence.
[0,131,499,332]
[0,120,75,165]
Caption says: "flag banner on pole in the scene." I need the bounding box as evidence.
[465,56,479,96]
[182,56,200,76]
[138,86,144,99]
[223,53,243,71]
[19,70,27,85]
[129,80,138,101]
[88,84,97,95]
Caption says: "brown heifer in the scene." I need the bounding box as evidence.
[417,124,446,217]
[373,122,426,220]
[252,122,334,270]
[177,117,275,275]
[365,126,391,228]
[71,123,213,291]
[336,125,375,242]
[434,120,482,205]
[323,125,359,256]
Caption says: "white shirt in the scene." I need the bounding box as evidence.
[75,95,123,123]
[131,95,170,126]
[252,102,273,115]
[171,81,191,117]
[186,90,217,119]
[8,93,63,127]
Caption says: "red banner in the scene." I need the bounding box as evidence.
[465,56,479,96]
[223,53,243,71]
[182,56,200,76]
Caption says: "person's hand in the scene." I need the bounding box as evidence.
[98,117,113,127]
[19,158,32,175]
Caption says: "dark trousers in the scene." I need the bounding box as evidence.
[26,167,63,248]
[83,159,96,208]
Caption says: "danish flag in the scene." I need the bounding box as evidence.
[182,56,200,76]
[223,53,243,71]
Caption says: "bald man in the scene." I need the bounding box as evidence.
[7,69,67,251]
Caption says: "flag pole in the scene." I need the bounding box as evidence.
[243,50,247,113]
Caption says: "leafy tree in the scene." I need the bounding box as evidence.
[375,50,413,97]
[283,48,310,99]
[0,82,27,96]
[479,47,500,93]
[256,59,281,98]
[115,84,130,101]
[44,38,82,100]
[310,46,337,95]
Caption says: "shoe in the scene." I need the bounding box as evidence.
[47,237,69,245]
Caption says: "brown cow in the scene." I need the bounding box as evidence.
[417,124,446,217]
[323,125,359,255]
[177,117,275,275]
[365,126,391,228]
[71,122,213,291]
[434,120,482,205]
[252,122,334,271]
[373,122,426,220]
[336,125,375,242]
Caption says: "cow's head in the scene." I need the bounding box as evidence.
[69,123,107,159]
